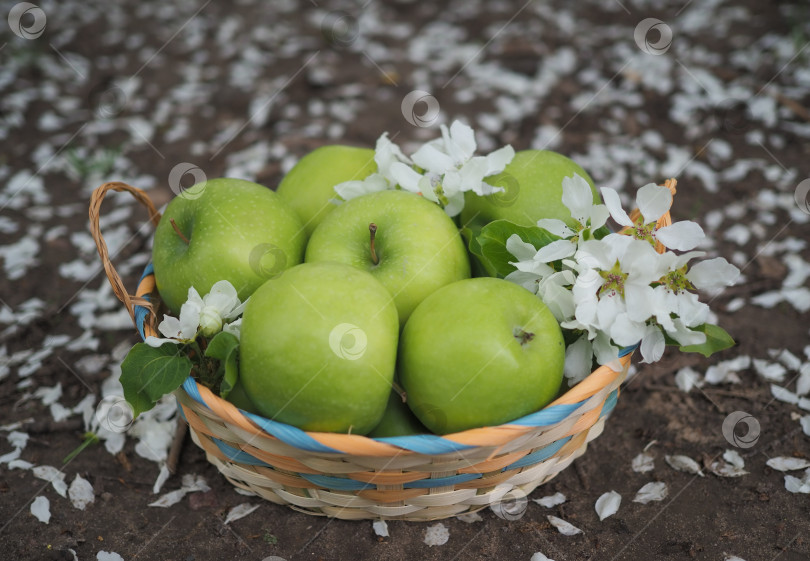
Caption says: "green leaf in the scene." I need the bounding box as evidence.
[205,331,240,399]
[678,323,736,357]
[476,220,561,278]
[120,343,193,417]
[461,225,498,277]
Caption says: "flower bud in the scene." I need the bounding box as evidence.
[199,307,223,337]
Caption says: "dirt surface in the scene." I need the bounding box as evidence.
[1,1,809,560]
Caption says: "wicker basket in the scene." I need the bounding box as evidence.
[89,179,677,521]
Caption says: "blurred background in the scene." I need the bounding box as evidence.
[1,1,809,560]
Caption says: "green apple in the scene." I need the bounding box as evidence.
[399,277,564,434]
[305,190,470,326]
[368,391,429,438]
[461,149,598,232]
[239,261,398,434]
[152,178,305,313]
[276,145,376,237]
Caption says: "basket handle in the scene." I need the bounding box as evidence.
[89,182,162,323]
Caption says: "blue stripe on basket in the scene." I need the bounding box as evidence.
[301,473,373,491]
[134,263,155,341]
[211,438,270,466]
[506,402,581,427]
[403,472,481,488]
[504,436,572,470]
[600,389,619,417]
[619,344,638,357]
[372,434,475,454]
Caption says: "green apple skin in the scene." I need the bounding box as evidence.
[399,277,565,434]
[461,150,599,232]
[368,391,429,438]
[305,190,471,326]
[239,262,398,434]
[152,178,306,313]
[224,379,260,415]
[276,145,377,238]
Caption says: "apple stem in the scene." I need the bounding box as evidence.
[369,222,379,265]
[516,329,535,346]
[170,218,190,245]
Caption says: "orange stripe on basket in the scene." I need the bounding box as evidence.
[252,466,320,489]
[562,405,603,438]
[309,433,406,456]
[135,275,158,338]
[182,404,215,439]
[549,355,630,406]
[347,470,430,485]
[240,444,321,474]
[441,424,533,447]
[357,488,426,503]
[457,451,528,474]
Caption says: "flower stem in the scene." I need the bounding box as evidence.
[369,223,379,265]
[170,218,190,245]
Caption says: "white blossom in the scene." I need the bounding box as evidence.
[601,183,704,251]
[334,121,514,217]
[145,280,247,346]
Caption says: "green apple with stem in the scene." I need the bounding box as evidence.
[239,261,398,434]
[305,190,471,326]
[152,178,305,313]
[368,390,429,438]
[461,149,598,232]
[399,277,565,434]
[276,145,376,238]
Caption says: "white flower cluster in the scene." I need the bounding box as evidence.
[145,280,247,347]
[334,121,515,217]
[506,177,740,383]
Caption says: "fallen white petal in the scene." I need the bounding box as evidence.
[372,520,389,537]
[31,496,50,524]
[595,491,621,521]
[8,458,34,470]
[797,364,810,396]
[97,552,125,561]
[148,489,188,508]
[800,416,810,437]
[69,474,95,510]
[724,555,746,561]
[771,384,799,405]
[224,503,260,524]
[633,482,668,504]
[181,473,211,493]
[766,457,810,471]
[457,511,483,523]
[7,430,29,449]
[533,492,566,507]
[674,367,703,392]
[784,475,810,494]
[752,359,786,383]
[531,553,555,561]
[709,460,748,478]
[424,522,449,546]
[723,450,745,469]
[631,452,655,473]
[547,515,582,536]
[665,455,704,476]
[152,464,170,494]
